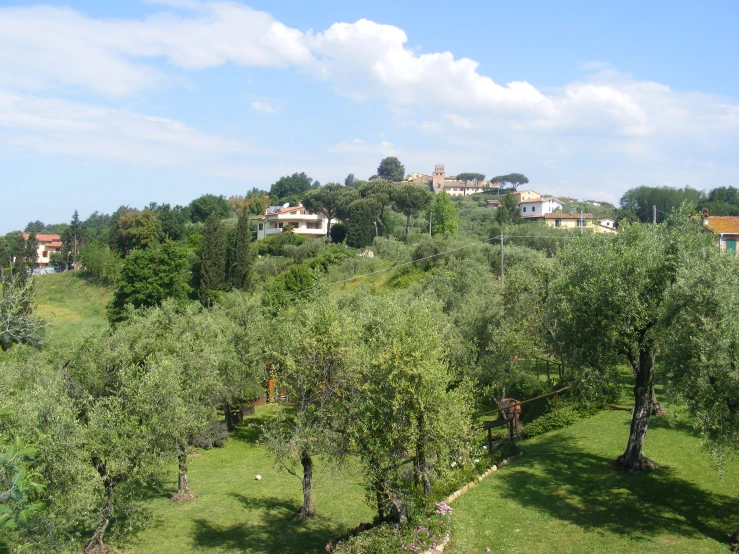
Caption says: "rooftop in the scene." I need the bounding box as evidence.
[704,216,739,234]
[543,212,594,220]
[23,233,61,242]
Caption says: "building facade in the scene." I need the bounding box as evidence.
[511,190,542,203]
[254,203,333,240]
[431,165,488,196]
[703,216,739,254]
[22,233,63,268]
[518,197,564,218]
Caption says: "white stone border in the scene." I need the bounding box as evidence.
[421,451,525,554]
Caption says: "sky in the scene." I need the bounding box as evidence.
[1,0,738,233]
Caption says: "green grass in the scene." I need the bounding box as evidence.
[448,408,739,554]
[129,405,374,554]
[32,271,113,346]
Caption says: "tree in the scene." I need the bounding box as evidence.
[662,240,739,547]
[547,220,705,472]
[329,222,348,243]
[357,180,393,237]
[23,233,38,272]
[495,192,522,226]
[377,157,405,182]
[199,213,227,307]
[428,192,459,236]
[0,276,45,351]
[230,210,255,291]
[302,183,350,237]
[456,172,485,182]
[343,294,473,522]
[61,210,88,268]
[243,188,271,216]
[108,242,191,323]
[115,210,163,254]
[270,173,315,201]
[188,194,231,223]
[84,211,113,245]
[620,186,703,223]
[149,203,189,241]
[344,174,356,187]
[0,434,45,542]
[23,221,45,234]
[0,237,7,281]
[490,173,529,192]
[262,301,353,519]
[344,199,377,249]
[392,184,433,241]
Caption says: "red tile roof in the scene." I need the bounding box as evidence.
[704,216,739,234]
[22,233,61,242]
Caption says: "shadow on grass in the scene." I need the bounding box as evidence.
[495,434,737,543]
[190,495,342,553]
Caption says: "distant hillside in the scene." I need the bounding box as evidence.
[33,270,113,346]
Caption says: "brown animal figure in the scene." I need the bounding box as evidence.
[498,398,522,436]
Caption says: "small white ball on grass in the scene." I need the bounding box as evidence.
[255,475,262,481]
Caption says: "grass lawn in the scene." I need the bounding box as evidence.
[128,405,374,554]
[448,407,739,554]
[32,271,113,346]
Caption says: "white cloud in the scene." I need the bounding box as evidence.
[0,90,250,164]
[251,100,278,114]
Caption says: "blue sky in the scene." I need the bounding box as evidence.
[1,0,738,233]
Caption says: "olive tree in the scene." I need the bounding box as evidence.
[548,221,706,472]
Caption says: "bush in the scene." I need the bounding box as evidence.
[308,243,355,272]
[372,237,411,263]
[521,404,588,439]
[330,504,453,554]
[191,420,229,449]
[330,222,348,243]
[256,232,309,256]
[80,242,123,284]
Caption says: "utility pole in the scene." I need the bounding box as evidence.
[500,234,504,284]
[580,208,583,234]
[428,212,433,236]
[653,205,657,224]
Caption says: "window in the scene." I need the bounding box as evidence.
[532,206,536,212]
[258,223,263,230]
[555,219,561,227]
[278,223,284,229]
[307,222,320,230]
[523,207,527,213]
[578,219,584,227]
[292,222,300,228]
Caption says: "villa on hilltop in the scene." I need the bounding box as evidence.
[254,203,334,240]
[22,233,63,268]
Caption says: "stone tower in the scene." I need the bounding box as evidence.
[432,164,445,190]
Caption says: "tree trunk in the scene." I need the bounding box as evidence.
[651,386,665,416]
[171,443,197,503]
[730,522,739,550]
[416,416,432,497]
[297,449,316,519]
[224,402,235,432]
[617,345,657,473]
[85,485,114,554]
[374,477,386,522]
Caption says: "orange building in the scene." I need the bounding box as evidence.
[22,233,63,267]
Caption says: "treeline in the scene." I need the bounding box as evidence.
[620,185,739,221]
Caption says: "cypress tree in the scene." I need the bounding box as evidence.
[231,209,255,291]
[199,213,227,307]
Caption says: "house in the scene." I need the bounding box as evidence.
[431,165,488,196]
[703,216,739,254]
[485,199,501,208]
[22,233,63,268]
[584,199,602,207]
[254,203,334,240]
[404,173,433,185]
[518,197,564,218]
[598,218,617,232]
[511,190,542,203]
[540,212,595,229]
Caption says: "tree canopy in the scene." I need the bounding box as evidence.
[619,186,703,223]
[456,172,485,182]
[188,194,231,223]
[490,173,529,191]
[376,157,405,182]
[270,173,316,201]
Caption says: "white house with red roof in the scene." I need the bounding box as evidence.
[22,233,63,268]
[254,203,334,240]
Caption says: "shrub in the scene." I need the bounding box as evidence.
[330,222,348,243]
[521,404,588,439]
[372,237,411,263]
[191,420,229,450]
[308,243,355,272]
[256,232,309,256]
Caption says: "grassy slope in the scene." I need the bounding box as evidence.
[448,408,739,554]
[32,271,113,346]
[129,405,374,554]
